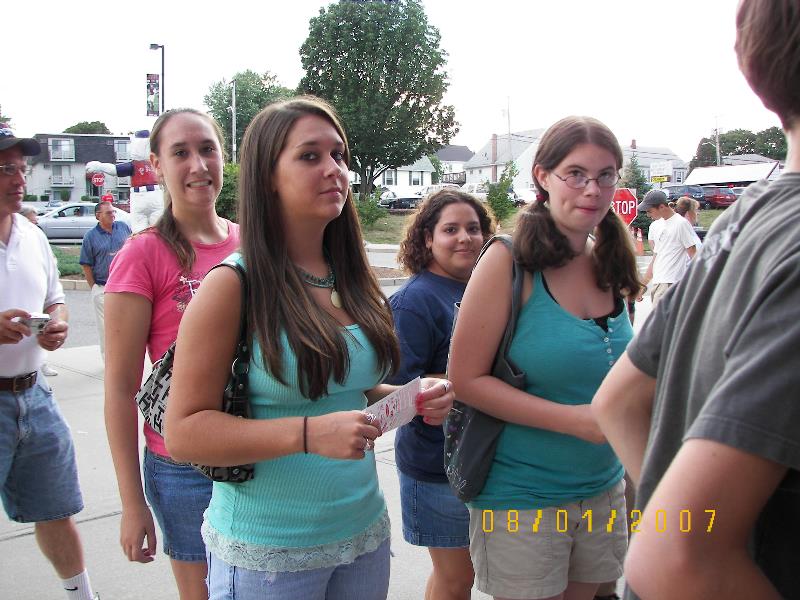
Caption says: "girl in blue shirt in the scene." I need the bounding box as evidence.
[165,96,454,600]
[389,190,494,599]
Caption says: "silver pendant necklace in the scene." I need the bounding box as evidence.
[296,262,343,309]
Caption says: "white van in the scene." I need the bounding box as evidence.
[460,182,489,201]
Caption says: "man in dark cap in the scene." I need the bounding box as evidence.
[0,124,98,599]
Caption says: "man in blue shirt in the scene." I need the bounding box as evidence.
[79,202,131,360]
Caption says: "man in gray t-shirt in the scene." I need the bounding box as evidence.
[593,3,800,597]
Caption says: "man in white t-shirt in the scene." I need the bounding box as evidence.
[638,189,696,305]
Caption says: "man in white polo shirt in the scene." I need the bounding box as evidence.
[0,125,98,600]
[638,189,697,306]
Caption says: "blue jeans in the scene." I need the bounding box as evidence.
[207,538,391,600]
[143,448,212,561]
[398,470,470,548]
[0,374,83,522]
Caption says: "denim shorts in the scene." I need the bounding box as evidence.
[207,538,390,600]
[398,469,470,548]
[0,375,83,523]
[143,448,213,562]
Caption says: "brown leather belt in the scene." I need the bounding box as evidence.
[0,372,37,392]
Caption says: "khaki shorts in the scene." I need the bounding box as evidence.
[469,480,627,599]
[650,282,673,306]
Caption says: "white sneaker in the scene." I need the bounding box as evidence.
[42,363,59,376]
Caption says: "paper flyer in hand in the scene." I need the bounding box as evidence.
[365,377,421,433]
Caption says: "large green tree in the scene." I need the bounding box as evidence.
[298,0,458,200]
[755,126,787,160]
[719,128,757,156]
[690,126,786,168]
[204,70,293,160]
[64,121,111,134]
[0,106,12,126]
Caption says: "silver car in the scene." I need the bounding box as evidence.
[37,202,132,239]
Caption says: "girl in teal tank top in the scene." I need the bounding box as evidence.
[162,97,455,600]
[449,116,644,600]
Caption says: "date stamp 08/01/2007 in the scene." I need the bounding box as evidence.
[480,509,717,534]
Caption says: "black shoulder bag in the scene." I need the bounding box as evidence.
[444,234,526,502]
[134,260,255,483]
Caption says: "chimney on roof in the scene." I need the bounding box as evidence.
[491,134,498,182]
[631,139,637,150]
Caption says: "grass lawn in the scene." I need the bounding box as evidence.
[361,207,522,245]
[51,245,83,277]
[697,208,724,229]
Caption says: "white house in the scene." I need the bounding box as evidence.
[463,130,545,192]
[26,133,132,205]
[349,155,435,191]
[464,131,687,192]
[436,145,474,185]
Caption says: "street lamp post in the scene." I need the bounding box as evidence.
[149,43,165,114]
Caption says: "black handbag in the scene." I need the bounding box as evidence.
[134,260,255,483]
[444,234,526,502]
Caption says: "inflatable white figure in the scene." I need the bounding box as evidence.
[86,130,163,232]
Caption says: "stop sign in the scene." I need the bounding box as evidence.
[611,188,638,225]
[91,173,105,187]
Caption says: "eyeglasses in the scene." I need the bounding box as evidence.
[552,172,619,189]
[0,163,27,177]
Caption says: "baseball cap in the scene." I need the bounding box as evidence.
[637,189,668,212]
[0,123,41,156]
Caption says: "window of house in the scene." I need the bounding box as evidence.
[675,171,684,183]
[51,164,72,185]
[383,170,396,186]
[48,139,75,160]
[410,171,421,186]
[114,140,130,161]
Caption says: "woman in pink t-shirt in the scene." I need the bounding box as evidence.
[104,108,239,600]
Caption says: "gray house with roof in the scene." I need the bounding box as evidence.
[464,130,686,191]
[436,145,474,184]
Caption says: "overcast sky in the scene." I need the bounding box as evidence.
[3,0,779,161]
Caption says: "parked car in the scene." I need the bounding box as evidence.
[418,183,460,198]
[700,186,737,209]
[661,184,706,205]
[730,186,748,198]
[377,186,422,209]
[37,202,132,239]
[515,188,539,204]
[460,182,489,201]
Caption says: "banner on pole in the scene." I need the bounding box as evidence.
[146,74,160,117]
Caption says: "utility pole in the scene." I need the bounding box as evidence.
[714,116,721,166]
[231,79,237,164]
[506,96,512,163]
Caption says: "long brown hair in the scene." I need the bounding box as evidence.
[397,189,495,274]
[515,116,642,296]
[148,108,226,271]
[238,96,399,399]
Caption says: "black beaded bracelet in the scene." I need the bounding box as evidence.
[303,415,309,454]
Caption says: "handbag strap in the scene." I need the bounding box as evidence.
[476,234,524,357]
[208,259,250,376]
